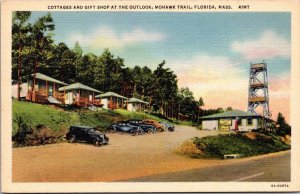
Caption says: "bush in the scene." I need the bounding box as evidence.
[12,114,67,147]
[13,125,67,147]
[12,114,32,145]
[176,139,204,158]
[22,126,67,146]
[192,132,290,159]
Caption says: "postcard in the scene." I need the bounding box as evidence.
[1,0,300,192]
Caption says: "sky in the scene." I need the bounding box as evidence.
[30,12,291,122]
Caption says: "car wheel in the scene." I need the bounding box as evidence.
[131,131,138,136]
[147,129,153,134]
[68,135,76,143]
[92,139,101,147]
[110,128,116,133]
[139,130,145,135]
[168,127,174,132]
[157,127,163,132]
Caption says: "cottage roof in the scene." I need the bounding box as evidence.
[201,110,259,119]
[59,83,101,93]
[95,92,127,99]
[32,73,68,86]
[127,97,149,104]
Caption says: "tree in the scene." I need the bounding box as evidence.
[176,87,199,121]
[197,97,205,121]
[60,47,77,83]
[132,66,143,98]
[12,11,32,100]
[121,67,135,97]
[152,60,178,115]
[73,41,83,57]
[140,66,155,100]
[100,49,124,92]
[226,107,233,111]
[27,13,55,101]
[276,112,291,136]
[44,43,76,83]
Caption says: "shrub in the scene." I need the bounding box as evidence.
[177,139,204,158]
[22,126,66,146]
[12,116,67,147]
[12,114,32,145]
[192,132,290,159]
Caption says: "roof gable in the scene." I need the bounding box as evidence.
[59,83,101,93]
[201,110,259,119]
[32,73,68,86]
[127,97,149,104]
[95,92,127,99]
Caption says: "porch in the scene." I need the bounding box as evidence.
[59,83,101,107]
[95,92,127,110]
[26,88,64,104]
[25,73,68,104]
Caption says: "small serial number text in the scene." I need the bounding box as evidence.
[271,184,289,187]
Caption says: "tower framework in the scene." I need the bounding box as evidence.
[247,61,271,118]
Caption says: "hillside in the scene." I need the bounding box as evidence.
[13,100,175,134]
[12,100,175,146]
[177,132,291,159]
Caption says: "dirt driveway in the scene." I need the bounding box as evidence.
[13,126,284,182]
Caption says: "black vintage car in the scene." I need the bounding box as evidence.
[66,126,109,146]
[108,121,144,135]
[126,119,156,133]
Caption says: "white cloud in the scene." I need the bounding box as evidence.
[169,53,249,109]
[169,53,290,120]
[268,72,290,99]
[231,30,290,60]
[170,53,248,93]
[68,26,165,49]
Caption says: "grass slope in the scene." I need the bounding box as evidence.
[12,100,172,135]
[190,133,291,158]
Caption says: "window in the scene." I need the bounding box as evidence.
[247,118,253,126]
[82,128,88,133]
[88,128,95,133]
[238,119,242,125]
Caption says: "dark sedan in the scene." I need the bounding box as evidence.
[66,126,109,146]
[126,119,156,133]
[108,121,144,135]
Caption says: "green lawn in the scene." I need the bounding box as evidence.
[12,100,173,135]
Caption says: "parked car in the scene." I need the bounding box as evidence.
[108,121,144,135]
[142,119,165,132]
[66,126,109,146]
[126,119,156,133]
[159,121,175,132]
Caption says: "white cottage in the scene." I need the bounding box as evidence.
[59,83,101,107]
[12,73,68,104]
[126,97,149,112]
[200,110,264,132]
[95,92,127,110]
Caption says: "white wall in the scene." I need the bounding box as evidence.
[127,103,138,112]
[127,103,143,112]
[202,120,219,130]
[64,92,73,105]
[12,83,28,98]
[202,118,259,132]
[127,103,133,112]
[230,118,258,131]
[102,98,108,109]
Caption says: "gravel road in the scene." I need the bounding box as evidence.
[13,126,285,182]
